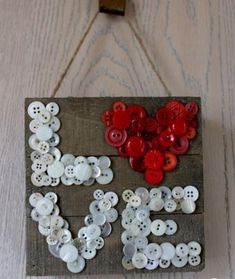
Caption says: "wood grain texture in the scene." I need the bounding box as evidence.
[0,0,234,279]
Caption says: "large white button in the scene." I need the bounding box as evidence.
[123,243,137,259]
[122,189,134,202]
[29,192,43,207]
[67,255,85,273]
[98,156,111,169]
[46,116,60,132]
[165,220,177,235]
[188,255,201,266]
[59,244,78,263]
[188,241,201,256]
[132,253,148,269]
[64,165,75,178]
[172,186,185,199]
[29,119,42,133]
[104,208,118,223]
[135,187,149,202]
[47,161,65,178]
[184,185,199,201]
[74,163,92,181]
[151,219,166,236]
[74,156,88,165]
[37,109,51,124]
[86,224,101,240]
[144,243,162,260]
[46,102,60,116]
[61,154,75,166]
[92,213,106,226]
[36,197,54,215]
[149,197,164,212]
[41,153,54,165]
[175,243,189,257]
[31,159,47,174]
[171,255,188,268]
[45,192,58,204]
[36,125,53,141]
[160,242,176,260]
[129,195,141,208]
[121,230,135,245]
[28,101,45,119]
[104,191,119,207]
[181,199,196,214]
[96,168,113,185]
[164,199,177,213]
[134,235,148,249]
[159,186,172,200]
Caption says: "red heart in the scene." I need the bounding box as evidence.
[102,100,199,186]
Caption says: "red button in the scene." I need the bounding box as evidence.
[163,151,177,171]
[165,100,185,119]
[156,108,173,127]
[186,127,197,139]
[171,119,188,137]
[159,130,175,147]
[144,169,164,185]
[125,136,147,158]
[170,136,189,154]
[145,117,157,133]
[144,150,164,170]
[129,157,146,172]
[105,126,127,147]
[127,104,147,119]
[129,116,145,133]
[102,110,114,127]
[113,101,126,112]
[117,145,129,158]
[112,110,131,130]
[185,102,199,115]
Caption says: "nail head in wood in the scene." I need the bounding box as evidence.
[99,0,126,16]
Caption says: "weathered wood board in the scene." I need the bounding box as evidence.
[25,97,204,276]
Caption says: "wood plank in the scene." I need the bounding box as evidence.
[26,214,204,276]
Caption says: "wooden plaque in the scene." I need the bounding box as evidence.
[25,97,204,276]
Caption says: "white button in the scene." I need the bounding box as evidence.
[150,188,162,199]
[38,224,51,236]
[37,141,50,154]
[138,219,151,236]
[78,227,89,241]
[159,186,172,200]
[149,197,164,212]
[83,178,95,186]
[122,189,134,202]
[74,163,92,181]
[50,147,61,160]
[172,186,185,199]
[184,185,199,201]
[60,229,72,243]
[122,256,135,270]
[63,220,69,230]
[134,235,148,249]
[31,208,41,221]
[61,175,74,186]
[46,116,60,132]
[48,133,60,147]
[122,208,135,221]
[84,214,94,226]
[98,156,111,169]
[164,199,177,213]
[41,153,54,165]
[87,156,99,167]
[74,177,83,185]
[122,217,133,230]
[89,200,101,215]
[135,187,149,202]
[165,220,177,235]
[100,222,112,238]
[45,192,58,204]
[144,243,162,260]
[136,206,150,222]
[28,101,45,119]
[67,255,85,273]
[74,156,88,165]
[64,165,75,178]
[71,238,86,254]
[95,237,104,249]
[92,213,106,226]
[50,177,60,187]
[31,172,44,187]
[132,253,148,269]
[30,150,42,161]
[48,243,60,258]
[51,216,64,228]
[175,243,189,257]
[188,255,201,266]
[145,258,159,270]
[175,199,182,211]
[31,159,47,174]
[96,168,113,185]
[81,247,96,259]
[188,241,201,256]
[151,219,166,236]
[37,109,51,124]
[104,191,119,207]
[46,102,60,116]
[39,215,51,227]
[29,192,43,207]
[47,161,65,178]
[42,175,52,186]
[123,243,137,259]
[59,244,78,263]
[160,242,176,260]
[87,239,99,250]
[50,204,60,216]
[181,199,196,214]
[98,198,112,211]
[29,119,42,133]
[28,134,40,150]
[129,219,140,236]
[36,125,53,141]
[171,255,188,268]
[61,154,75,166]
[104,208,118,223]
[35,197,54,215]
[129,195,141,208]
[91,166,101,178]
[93,189,104,200]
[121,230,135,245]
[159,258,171,268]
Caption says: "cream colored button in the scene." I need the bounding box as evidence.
[122,256,135,270]
[41,153,54,165]
[47,161,65,178]
[159,258,171,268]
[59,244,78,263]
[122,189,134,202]
[188,255,201,266]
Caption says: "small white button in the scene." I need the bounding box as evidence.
[93,189,104,200]
[150,188,162,199]
[46,102,60,116]
[81,247,96,259]
[98,198,112,211]
[31,159,47,174]
[67,255,85,273]
[30,150,42,161]
[59,244,78,263]
[159,186,172,200]
[159,258,171,268]
[134,235,148,249]
[188,241,201,256]
[104,191,119,207]
[188,255,201,266]
[121,230,135,245]
[46,116,60,132]
[181,199,196,214]
[48,133,60,147]
[47,161,65,178]
[149,197,164,212]
[145,258,159,270]
[28,101,45,119]
[31,172,44,187]
[37,141,50,154]
[144,243,162,260]
[37,109,51,124]
[129,195,141,208]
[136,206,150,222]
[38,224,51,236]
[36,125,53,141]
[165,220,177,235]
[96,168,113,185]
[122,208,135,221]
[132,253,148,269]
[184,185,199,201]
[64,165,75,178]
[61,154,75,166]
[122,189,134,202]
[172,186,185,200]
[74,156,88,165]
[151,219,166,236]
[122,257,135,270]
[92,213,106,226]
[51,216,64,227]
[31,208,41,221]
[98,156,111,169]
[74,163,92,181]
[171,255,188,268]
[84,214,94,226]
[135,187,149,202]
[36,197,54,215]
[42,175,52,186]
[50,147,61,160]
[74,177,83,185]
[29,119,42,133]
[50,204,60,216]
[175,243,189,257]
[47,236,58,246]
[160,242,176,260]
[78,227,89,241]
[87,156,99,167]
[45,192,58,204]
[41,153,54,165]
[104,208,118,223]
[29,192,43,207]
[89,200,101,215]
[60,229,72,243]
[61,175,74,186]
[164,199,177,213]
[95,237,104,249]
